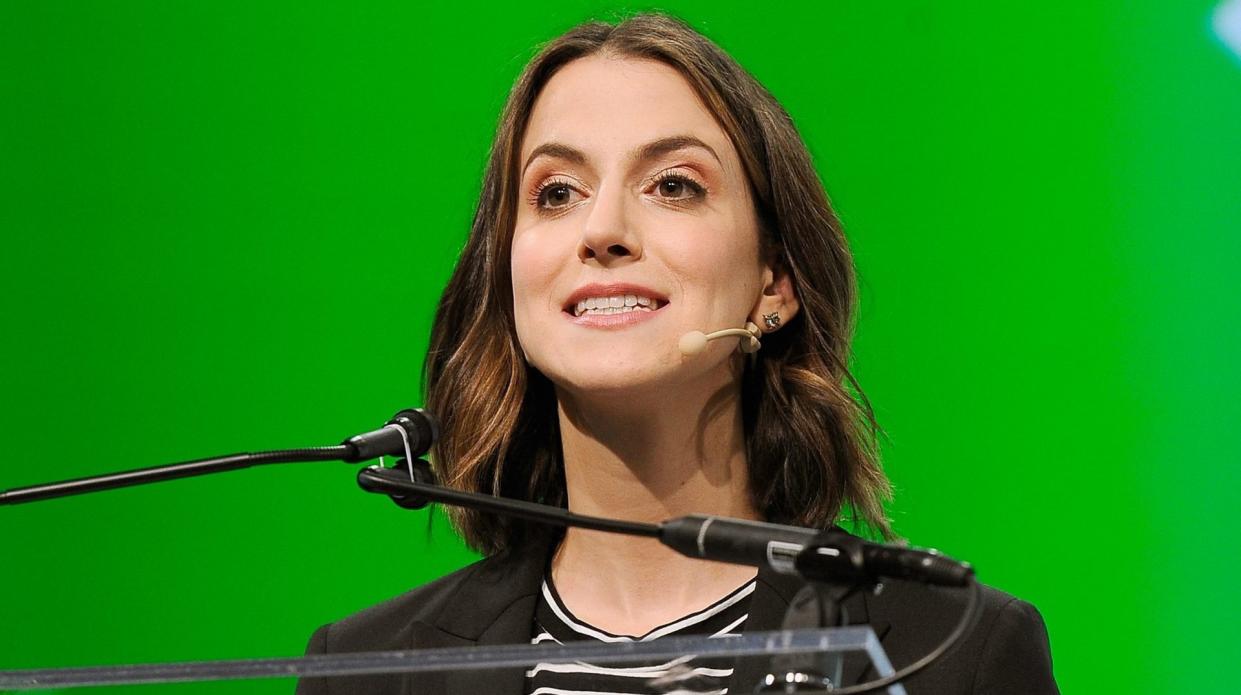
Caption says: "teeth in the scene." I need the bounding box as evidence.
[571,294,662,317]
[578,305,650,316]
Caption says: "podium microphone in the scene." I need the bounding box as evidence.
[341,408,438,462]
[660,514,974,587]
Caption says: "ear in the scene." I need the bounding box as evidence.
[750,255,799,333]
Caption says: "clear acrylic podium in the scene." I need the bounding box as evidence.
[0,626,906,694]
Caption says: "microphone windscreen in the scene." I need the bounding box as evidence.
[679,331,709,356]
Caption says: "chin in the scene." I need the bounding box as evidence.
[532,351,672,400]
[571,376,668,398]
[551,365,669,398]
[539,352,732,409]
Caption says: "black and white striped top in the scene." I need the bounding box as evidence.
[523,576,757,695]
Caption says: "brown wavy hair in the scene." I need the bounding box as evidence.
[424,12,892,555]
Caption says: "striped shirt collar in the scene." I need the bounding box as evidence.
[538,575,757,643]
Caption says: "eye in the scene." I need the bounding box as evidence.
[650,171,706,201]
[531,177,582,211]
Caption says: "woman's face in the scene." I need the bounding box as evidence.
[512,55,771,398]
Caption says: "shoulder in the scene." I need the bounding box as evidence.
[966,587,1056,693]
[869,575,1035,630]
[295,560,499,695]
[870,579,1058,694]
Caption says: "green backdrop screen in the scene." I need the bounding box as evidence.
[2,2,1239,693]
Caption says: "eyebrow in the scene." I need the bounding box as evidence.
[521,135,722,178]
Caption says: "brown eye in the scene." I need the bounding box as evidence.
[652,173,705,201]
[660,179,685,196]
[536,180,580,209]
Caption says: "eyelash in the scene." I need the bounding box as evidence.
[527,171,708,213]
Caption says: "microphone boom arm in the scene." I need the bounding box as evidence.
[0,446,352,506]
[356,465,661,538]
[0,408,438,507]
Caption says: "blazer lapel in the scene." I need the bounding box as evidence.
[448,591,543,694]
[839,583,891,687]
[728,565,892,693]
[728,566,805,693]
[415,537,554,695]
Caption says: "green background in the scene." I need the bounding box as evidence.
[2,1,1238,692]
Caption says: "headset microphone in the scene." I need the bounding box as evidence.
[678,321,762,356]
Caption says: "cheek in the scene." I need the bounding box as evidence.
[662,220,764,309]
[510,227,566,328]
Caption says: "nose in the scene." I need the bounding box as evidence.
[578,182,641,265]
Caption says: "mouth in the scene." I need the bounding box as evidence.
[568,294,666,317]
[562,283,669,322]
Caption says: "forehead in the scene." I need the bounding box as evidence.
[520,55,733,166]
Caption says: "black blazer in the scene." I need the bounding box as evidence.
[296,537,1058,694]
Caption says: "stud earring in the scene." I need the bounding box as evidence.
[762,312,781,330]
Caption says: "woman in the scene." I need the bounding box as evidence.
[298,12,1057,695]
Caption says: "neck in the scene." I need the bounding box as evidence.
[549,368,760,635]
